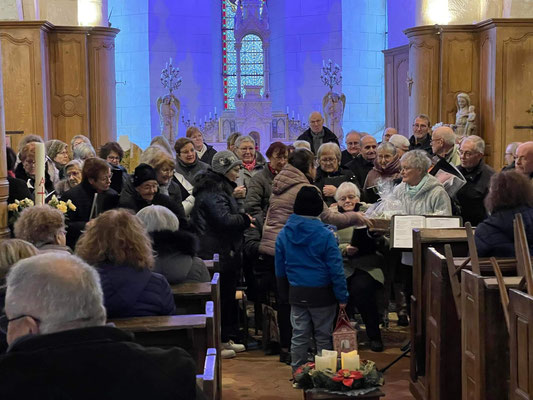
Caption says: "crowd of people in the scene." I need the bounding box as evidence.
[1,113,533,395]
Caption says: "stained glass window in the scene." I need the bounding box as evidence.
[222,1,265,110]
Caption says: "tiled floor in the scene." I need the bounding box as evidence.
[222,343,414,399]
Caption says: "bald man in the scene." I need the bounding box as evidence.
[382,127,397,143]
[515,141,533,181]
[346,135,378,189]
[297,111,339,153]
[341,131,361,167]
[431,126,460,166]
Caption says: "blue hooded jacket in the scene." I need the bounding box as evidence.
[275,214,348,306]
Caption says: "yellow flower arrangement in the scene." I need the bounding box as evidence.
[47,195,76,214]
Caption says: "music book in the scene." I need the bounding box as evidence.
[390,215,462,249]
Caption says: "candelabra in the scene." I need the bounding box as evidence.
[181,110,218,131]
[320,59,342,90]
[160,58,182,94]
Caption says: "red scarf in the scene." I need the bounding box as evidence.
[243,158,256,172]
[267,162,278,176]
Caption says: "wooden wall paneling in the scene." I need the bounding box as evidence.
[383,45,409,136]
[405,27,440,133]
[0,21,53,150]
[48,27,90,145]
[509,289,533,400]
[0,41,9,240]
[384,50,395,131]
[87,27,119,150]
[439,29,479,127]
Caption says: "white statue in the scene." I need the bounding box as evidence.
[322,91,346,143]
[157,94,180,146]
[455,92,476,137]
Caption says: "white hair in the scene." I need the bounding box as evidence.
[461,135,485,154]
[136,205,180,233]
[317,142,342,162]
[389,134,410,150]
[293,140,312,151]
[334,182,361,201]
[73,142,96,160]
[234,135,255,149]
[401,150,432,172]
[377,141,396,155]
[5,253,106,334]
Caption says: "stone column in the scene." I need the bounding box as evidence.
[262,41,270,97]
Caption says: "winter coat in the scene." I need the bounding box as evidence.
[61,181,119,248]
[96,263,175,319]
[341,149,358,168]
[0,326,200,400]
[346,155,375,194]
[259,164,367,256]
[409,134,433,154]
[297,126,339,154]
[475,206,533,258]
[393,174,452,216]
[244,165,275,222]
[237,157,265,188]
[275,214,348,306]
[314,166,360,206]
[190,170,251,261]
[14,162,55,196]
[150,230,210,284]
[199,144,217,165]
[7,177,32,204]
[456,161,495,226]
[175,157,209,186]
[119,179,188,230]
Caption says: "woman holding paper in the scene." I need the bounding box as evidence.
[332,182,385,352]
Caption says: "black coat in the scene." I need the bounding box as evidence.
[61,181,120,248]
[297,126,339,154]
[341,149,358,167]
[7,177,32,204]
[314,167,360,206]
[14,162,55,196]
[199,144,217,166]
[150,230,211,284]
[346,155,374,195]
[475,206,533,258]
[409,134,433,155]
[190,170,250,262]
[455,161,495,226]
[0,326,202,400]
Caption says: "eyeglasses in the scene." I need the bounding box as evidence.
[0,313,41,334]
[346,142,360,147]
[338,194,358,202]
[320,157,337,164]
[430,138,442,143]
[99,173,113,182]
[458,150,480,158]
[412,124,428,129]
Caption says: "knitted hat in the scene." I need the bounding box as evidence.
[212,150,242,176]
[294,186,323,217]
[45,140,67,159]
[133,163,157,187]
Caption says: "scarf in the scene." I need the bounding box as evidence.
[159,182,170,196]
[242,158,257,172]
[311,130,325,152]
[267,162,279,176]
[196,143,207,160]
[406,174,429,197]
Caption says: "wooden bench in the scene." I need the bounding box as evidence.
[203,254,220,276]
[461,270,523,400]
[196,348,218,400]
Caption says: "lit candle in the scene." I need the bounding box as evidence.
[286,106,289,115]
[341,350,360,371]
[214,106,217,114]
[292,110,295,119]
[322,350,338,371]
[209,112,212,119]
[34,142,46,205]
[169,57,172,66]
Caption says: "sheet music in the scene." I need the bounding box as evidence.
[425,217,461,229]
[392,215,426,248]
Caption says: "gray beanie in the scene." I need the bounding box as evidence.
[211,150,242,175]
[45,140,67,159]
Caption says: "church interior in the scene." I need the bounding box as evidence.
[0,0,532,399]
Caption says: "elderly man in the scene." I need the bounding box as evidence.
[502,141,521,171]
[0,253,200,399]
[409,114,432,154]
[389,134,410,158]
[341,130,361,167]
[455,135,495,226]
[515,141,533,181]
[297,111,339,153]
[431,126,460,166]
[346,135,377,190]
[382,127,397,143]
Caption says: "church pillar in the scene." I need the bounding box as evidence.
[0,42,9,240]
[235,42,242,100]
[262,41,270,97]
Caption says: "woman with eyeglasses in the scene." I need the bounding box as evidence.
[15,142,56,197]
[313,142,359,206]
[98,141,129,193]
[46,140,70,180]
[61,158,120,248]
[363,141,402,203]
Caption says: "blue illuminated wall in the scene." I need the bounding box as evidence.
[387,0,415,48]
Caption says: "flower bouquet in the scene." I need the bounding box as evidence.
[294,359,384,395]
[7,198,34,225]
[47,195,76,214]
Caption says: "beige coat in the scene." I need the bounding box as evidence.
[259,164,365,256]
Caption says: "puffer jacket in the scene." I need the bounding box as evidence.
[393,174,452,215]
[96,263,175,319]
[475,206,533,258]
[259,164,367,256]
[244,165,275,222]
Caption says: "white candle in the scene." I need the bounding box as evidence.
[169,57,172,65]
[286,106,289,114]
[341,350,360,370]
[34,142,46,205]
[322,350,338,371]
[315,355,328,371]
[214,107,217,114]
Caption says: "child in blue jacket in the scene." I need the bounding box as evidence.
[275,186,348,371]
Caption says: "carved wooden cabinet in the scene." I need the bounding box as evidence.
[383,45,409,136]
[404,19,533,168]
[0,21,118,150]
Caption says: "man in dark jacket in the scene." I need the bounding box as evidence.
[297,111,339,153]
[61,158,119,248]
[455,135,495,226]
[409,114,432,154]
[346,135,377,190]
[0,253,202,400]
[341,131,361,167]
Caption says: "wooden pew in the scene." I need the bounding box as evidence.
[203,254,220,276]
[196,348,218,400]
[461,270,523,400]
[508,289,533,400]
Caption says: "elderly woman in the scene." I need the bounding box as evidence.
[61,157,120,248]
[364,141,402,203]
[187,126,217,165]
[15,142,56,196]
[98,141,129,192]
[73,142,96,161]
[389,134,410,158]
[475,171,533,257]
[173,138,209,209]
[234,135,265,188]
[119,163,187,228]
[46,140,69,180]
[55,159,83,196]
[76,209,175,319]
[333,182,384,352]
[314,143,359,206]
[245,141,288,222]
[14,205,71,253]
[137,205,209,284]
[191,151,253,358]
